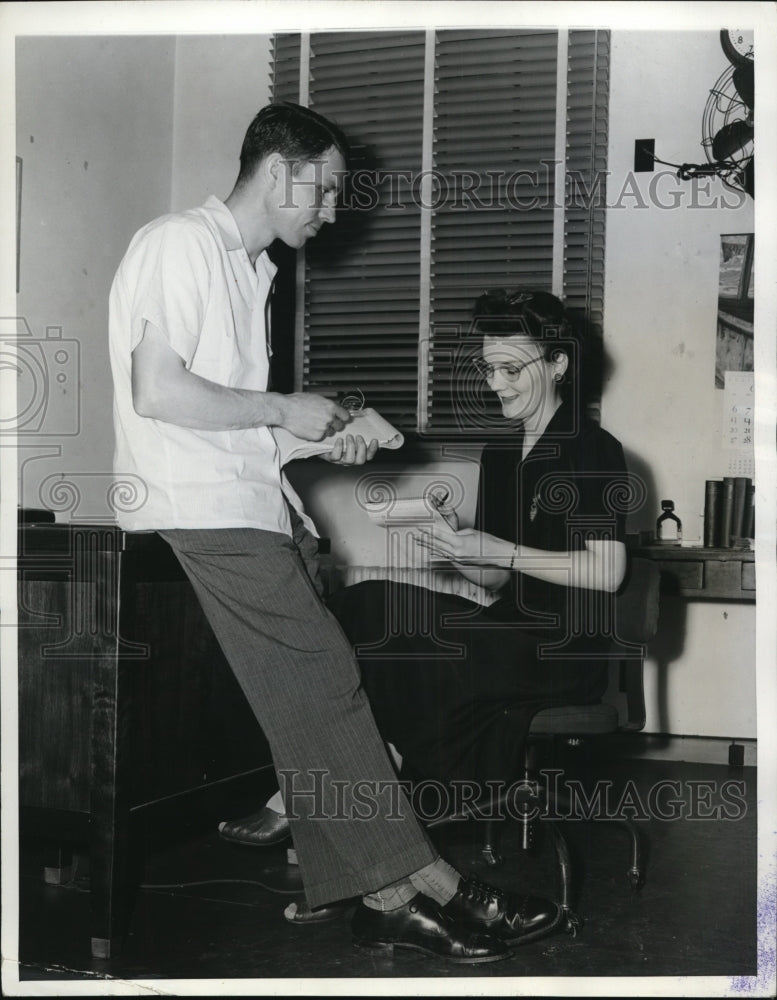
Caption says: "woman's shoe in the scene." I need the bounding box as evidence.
[351,893,511,964]
[444,876,561,944]
[218,806,291,847]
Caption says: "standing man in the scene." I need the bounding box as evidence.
[109,101,557,964]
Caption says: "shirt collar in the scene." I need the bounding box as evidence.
[202,195,243,250]
[201,195,278,280]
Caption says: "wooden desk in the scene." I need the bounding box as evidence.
[18,524,274,959]
[634,545,755,601]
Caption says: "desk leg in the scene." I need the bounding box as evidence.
[42,845,77,885]
[89,652,134,960]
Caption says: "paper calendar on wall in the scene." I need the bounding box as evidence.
[722,371,755,477]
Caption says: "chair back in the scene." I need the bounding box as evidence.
[527,555,661,736]
[614,556,661,646]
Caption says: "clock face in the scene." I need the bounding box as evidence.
[721,29,754,64]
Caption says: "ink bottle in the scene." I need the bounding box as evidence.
[656,499,682,545]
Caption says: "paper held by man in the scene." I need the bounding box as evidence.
[273,407,404,464]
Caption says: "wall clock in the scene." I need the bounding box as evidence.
[720,29,754,68]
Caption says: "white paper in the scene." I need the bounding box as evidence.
[273,407,404,464]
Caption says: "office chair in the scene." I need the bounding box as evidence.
[430,555,661,936]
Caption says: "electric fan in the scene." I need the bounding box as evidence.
[678,30,754,199]
[701,51,754,196]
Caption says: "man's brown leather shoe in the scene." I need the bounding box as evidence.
[351,893,511,964]
[444,876,560,944]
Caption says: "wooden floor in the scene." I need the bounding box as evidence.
[14,753,759,992]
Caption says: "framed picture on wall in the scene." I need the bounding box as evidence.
[716,232,754,388]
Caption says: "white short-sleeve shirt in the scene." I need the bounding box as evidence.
[109,196,313,535]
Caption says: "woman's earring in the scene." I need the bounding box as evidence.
[553,372,564,383]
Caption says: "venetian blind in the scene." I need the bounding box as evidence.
[564,30,609,332]
[273,31,426,426]
[270,29,610,434]
[426,29,559,433]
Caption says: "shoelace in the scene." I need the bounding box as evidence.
[462,877,506,907]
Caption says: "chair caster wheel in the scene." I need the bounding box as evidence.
[481,844,503,866]
[627,868,645,891]
[562,909,584,937]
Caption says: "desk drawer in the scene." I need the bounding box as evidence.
[705,560,743,596]
[657,559,704,592]
[636,545,755,600]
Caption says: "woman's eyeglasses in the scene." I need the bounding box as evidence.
[472,356,545,382]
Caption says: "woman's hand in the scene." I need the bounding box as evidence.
[413,515,627,595]
[412,522,499,565]
[427,488,459,531]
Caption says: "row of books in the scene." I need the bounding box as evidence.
[704,477,755,548]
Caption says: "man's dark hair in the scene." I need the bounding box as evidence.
[236,102,349,186]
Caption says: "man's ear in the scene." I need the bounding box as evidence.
[264,151,285,188]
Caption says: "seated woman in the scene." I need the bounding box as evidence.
[220,288,629,842]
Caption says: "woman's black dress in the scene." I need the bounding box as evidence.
[326,403,629,792]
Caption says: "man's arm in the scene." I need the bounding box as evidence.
[132,321,351,441]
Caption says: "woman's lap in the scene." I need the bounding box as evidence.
[327,580,607,786]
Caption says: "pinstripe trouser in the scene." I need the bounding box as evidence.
[158,512,436,908]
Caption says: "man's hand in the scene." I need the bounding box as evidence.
[321,434,380,466]
[277,393,353,441]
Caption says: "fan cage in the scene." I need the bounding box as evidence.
[701,62,754,193]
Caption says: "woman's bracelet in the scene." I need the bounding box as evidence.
[509,543,518,570]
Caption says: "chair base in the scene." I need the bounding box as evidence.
[429,778,646,937]
[480,783,647,883]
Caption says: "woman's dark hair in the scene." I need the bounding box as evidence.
[471,288,602,408]
[236,102,350,186]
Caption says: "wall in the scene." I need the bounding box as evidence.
[14,35,272,519]
[15,36,176,520]
[170,35,272,211]
[602,30,755,739]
